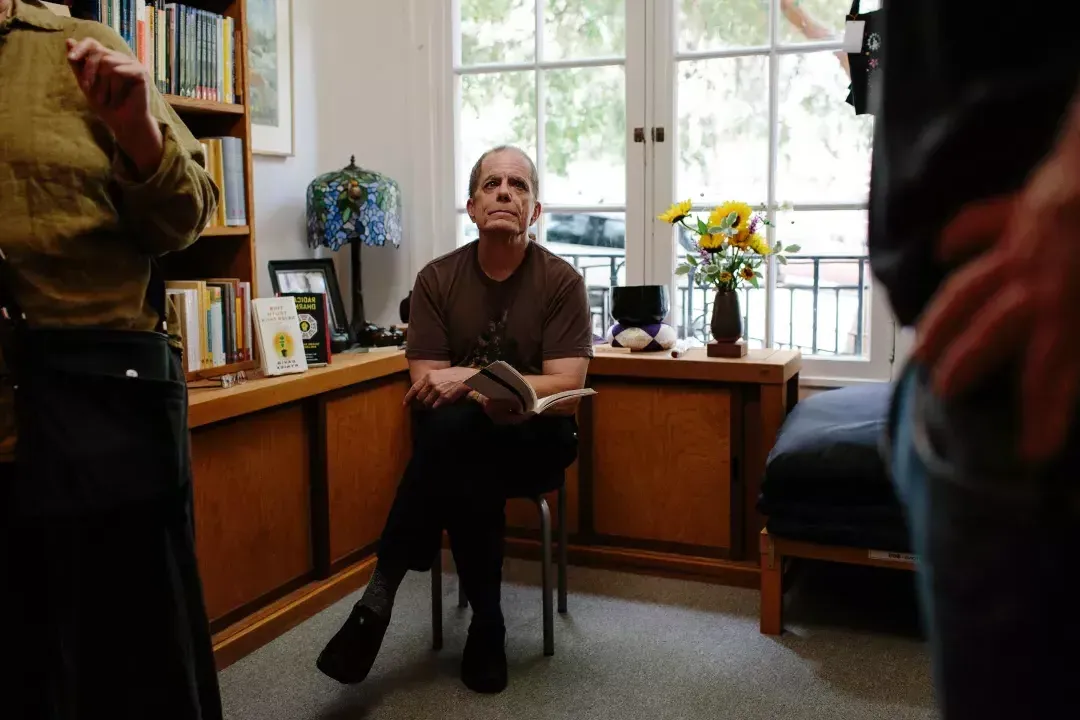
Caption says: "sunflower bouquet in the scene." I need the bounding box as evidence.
[659,200,799,292]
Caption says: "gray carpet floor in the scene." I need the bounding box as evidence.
[219,555,935,720]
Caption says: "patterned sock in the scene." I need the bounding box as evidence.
[357,563,407,620]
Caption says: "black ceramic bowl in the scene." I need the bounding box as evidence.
[611,285,669,326]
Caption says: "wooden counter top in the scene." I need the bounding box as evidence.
[188,351,408,428]
[589,347,800,384]
[187,346,800,428]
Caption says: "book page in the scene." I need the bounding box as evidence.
[534,388,597,415]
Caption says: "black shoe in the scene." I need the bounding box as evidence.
[316,604,390,684]
[461,622,508,694]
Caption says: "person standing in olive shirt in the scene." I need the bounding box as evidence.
[871,2,1080,718]
[0,1,222,718]
[317,146,593,695]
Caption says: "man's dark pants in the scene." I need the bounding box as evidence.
[888,363,1080,718]
[378,402,578,621]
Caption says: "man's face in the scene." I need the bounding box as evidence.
[466,150,541,238]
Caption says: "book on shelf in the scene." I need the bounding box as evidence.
[165,278,252,374]
[281,293,332,367]
[463,361,596,416]
[197,136,247,227]
[77,1,239,105]
[252,297,309,377]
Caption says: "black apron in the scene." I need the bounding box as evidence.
[0,253,223,720]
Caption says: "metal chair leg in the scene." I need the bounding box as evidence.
[557,485,568,614]
[431,559,443,651]
[538,496,554,657]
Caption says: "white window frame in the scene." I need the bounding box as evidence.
[448,0,649,288]
[647,0,894,382]
[445,0,896,383]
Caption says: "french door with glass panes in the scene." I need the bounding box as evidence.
[452,0,649,340]
[452,0,892,379]
[647,0,891,380]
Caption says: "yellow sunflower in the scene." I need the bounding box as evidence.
[748,233,771,255]
[709,201,755,245]
[699,232,724,251]
[658,199,693,224]
[718,271,734,283]
[739,266,756,281]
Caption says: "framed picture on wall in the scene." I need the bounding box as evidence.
[247,0,294,156]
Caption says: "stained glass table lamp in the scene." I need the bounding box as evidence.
[306,156,402,344]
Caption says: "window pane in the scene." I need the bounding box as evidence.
[678,56,770,205]
[678,0,768,52]
[458,71,537,202]
[541,211,626,339]
[776,52,873,204]
[544,66,626,205]
[543,0,625,61]
[459,0,536,66]
[773,210,870,357]
[458,212,481,247]
[779,0,882,45]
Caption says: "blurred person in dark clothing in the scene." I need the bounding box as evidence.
[871,2,1080,718]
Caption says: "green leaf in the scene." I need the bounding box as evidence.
[754,271,763,278]
[777,255,788,265]
[749,276,760,289]
[724,211,738,228]
[342,207,352,222]
[675,265,691,276]
[686,254,699,266]
[697,218,709,236]
[706,226,723,235]
[784,244,801,253]
[773,240,782,253]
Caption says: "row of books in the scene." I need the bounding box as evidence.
[198,136,248,227]
[166,279,253,373]
[81,1,239,104]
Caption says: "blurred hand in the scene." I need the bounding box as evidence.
[915,127,1080,463]
[403,366,474,408]
[67,37,163,177]
[480,396,529,426]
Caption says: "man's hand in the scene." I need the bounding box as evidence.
[915,128,1080,463]
[403,366,475,409]
[67,37,164,178]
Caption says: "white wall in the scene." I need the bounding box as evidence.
[252,0,452,329]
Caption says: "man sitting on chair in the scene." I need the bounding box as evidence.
[317,146,593,694]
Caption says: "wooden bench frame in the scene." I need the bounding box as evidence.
[759,528,916,635]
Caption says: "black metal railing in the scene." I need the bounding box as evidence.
[557,251,870,357]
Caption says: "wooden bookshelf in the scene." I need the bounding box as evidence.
[67,0,260,381]
[157,0,259,382]
[200,225,251,237]
[166,94,245,116]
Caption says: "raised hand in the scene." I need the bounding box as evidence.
[67,37,163,177]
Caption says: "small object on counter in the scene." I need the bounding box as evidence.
[671,339,692,358]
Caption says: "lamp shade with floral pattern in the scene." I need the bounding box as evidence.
[305,156,402,251]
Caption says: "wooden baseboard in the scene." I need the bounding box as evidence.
[505,537,759,589]
[211,555,377,670]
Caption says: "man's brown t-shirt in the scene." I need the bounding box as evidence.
[406,241,594,374]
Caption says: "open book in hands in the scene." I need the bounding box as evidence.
[464,360,596,416]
